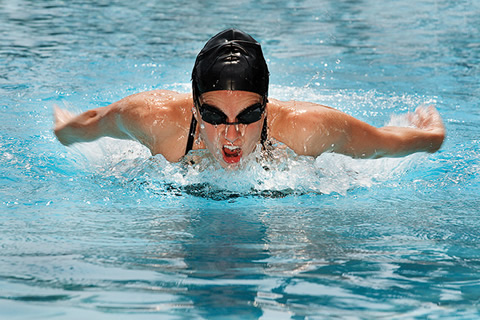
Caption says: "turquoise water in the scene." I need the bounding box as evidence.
[1,0,480,319]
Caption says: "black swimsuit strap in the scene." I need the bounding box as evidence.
[185,114,197,155]
[260,115,268,149]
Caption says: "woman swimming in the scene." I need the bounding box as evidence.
[54,29,445,169]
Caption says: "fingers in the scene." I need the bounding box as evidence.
[411,105,444,133]
[53,104,75,128]
[415,105,437,118]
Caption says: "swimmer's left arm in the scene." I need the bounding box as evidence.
[332,106,445,158]
[274,102,445,158]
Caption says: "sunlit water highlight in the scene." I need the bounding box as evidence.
[1,0,480,319]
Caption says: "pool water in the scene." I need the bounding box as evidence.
[1,0,480,319]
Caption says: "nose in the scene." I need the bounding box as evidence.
[224,123,241,143]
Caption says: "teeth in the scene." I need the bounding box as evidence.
[224,145,240,151]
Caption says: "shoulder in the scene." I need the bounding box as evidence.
[267,99,343,137]
[111,90,193,133]
[114,90,192,119]
[266,98,351,156]
[112,90,194,160]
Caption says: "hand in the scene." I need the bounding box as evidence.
[53,105,79,145]
[408,105,446,152]
[53,105,76,131]
[408,105,445,134]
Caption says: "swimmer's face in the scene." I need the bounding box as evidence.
[195,90,266,168]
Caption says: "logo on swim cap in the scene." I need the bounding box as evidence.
[192,29,269,100]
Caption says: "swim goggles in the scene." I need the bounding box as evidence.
[198,102,265,125]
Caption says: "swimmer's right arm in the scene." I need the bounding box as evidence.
[54,101,131,146]
[54,92,156,149]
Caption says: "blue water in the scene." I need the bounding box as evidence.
[1,0,480,319]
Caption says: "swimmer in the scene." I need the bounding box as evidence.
[54,29,445,168]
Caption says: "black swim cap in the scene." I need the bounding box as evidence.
[192,29,269,100]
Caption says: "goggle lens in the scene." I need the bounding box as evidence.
[199,103,265,125]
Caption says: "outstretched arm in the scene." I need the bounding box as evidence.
[54,91,163,151]
[333,105,445,158]
[54,105,128,146]
[54,90,194,161]
[272,101,445,159]
[54,103,130,146]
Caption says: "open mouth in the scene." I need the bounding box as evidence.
[222,145,242,164]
